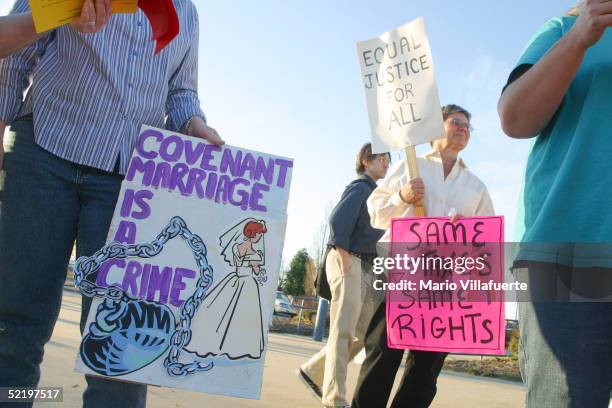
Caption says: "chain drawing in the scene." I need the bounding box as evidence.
[74,216,215,377]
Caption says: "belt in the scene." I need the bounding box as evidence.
[327,245,374,263]
[349,251,364,259]
[349,251,375,264]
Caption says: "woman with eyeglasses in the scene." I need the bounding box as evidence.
[352,104,495,408]
[498,1,612,407]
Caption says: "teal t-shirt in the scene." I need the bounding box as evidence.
[514,17,612,267]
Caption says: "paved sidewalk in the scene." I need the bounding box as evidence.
[34,289,526,407]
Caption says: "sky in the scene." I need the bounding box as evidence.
[1,0,577,270]
[193,0,576,266]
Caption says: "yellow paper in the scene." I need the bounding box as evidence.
[111,0,138,14]
[29,0,138,33]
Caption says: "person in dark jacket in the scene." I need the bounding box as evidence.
[297,143,389,408]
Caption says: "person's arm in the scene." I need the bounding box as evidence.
[498,0,612,138]
[0,0,111,60]
[0,0,111,170]
[0,0,53,162]
[166,11,224,145]
[328,184,369,275]
[0,13,43,60]
[367,163,422,230]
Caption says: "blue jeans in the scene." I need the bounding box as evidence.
[0,116,146,407]
[517,266,612,407]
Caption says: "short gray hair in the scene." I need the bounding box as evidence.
[566,1,583,16]
[442,104,471,122]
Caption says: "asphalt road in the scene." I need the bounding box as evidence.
[32,289,530,407]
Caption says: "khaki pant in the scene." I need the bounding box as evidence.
[301,249,377,407]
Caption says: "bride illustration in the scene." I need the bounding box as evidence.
[184,219,268,360]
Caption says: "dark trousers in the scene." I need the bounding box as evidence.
[0,116,146,407]
[352,302,448,408]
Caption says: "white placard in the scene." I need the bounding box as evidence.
[74,126,293,399]
[357,18,445,153]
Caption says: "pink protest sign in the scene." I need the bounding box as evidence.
[386,216,505,355]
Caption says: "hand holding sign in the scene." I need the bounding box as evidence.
[29,0,136,33]
[29,0,179,52]
[184,116,225,146]
[69,0,111,34]
[399,177,424,204]
[449,211,463,224]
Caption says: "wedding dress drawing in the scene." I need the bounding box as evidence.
[185,218,268,360]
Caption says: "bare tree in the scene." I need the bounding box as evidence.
[309,202,333,287]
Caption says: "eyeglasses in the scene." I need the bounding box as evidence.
[375,154,390,164]
[447,118,473,132]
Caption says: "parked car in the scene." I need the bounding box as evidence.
[505,319,519,348]
[274,291,298,318]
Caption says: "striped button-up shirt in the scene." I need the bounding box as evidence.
[0,0,205,174]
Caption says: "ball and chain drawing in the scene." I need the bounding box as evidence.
[73,216,216,378]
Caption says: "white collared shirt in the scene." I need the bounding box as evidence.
[368,149,495,242]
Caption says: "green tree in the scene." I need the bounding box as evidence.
[283,248,309,296]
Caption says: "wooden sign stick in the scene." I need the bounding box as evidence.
[404,145,426,217]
